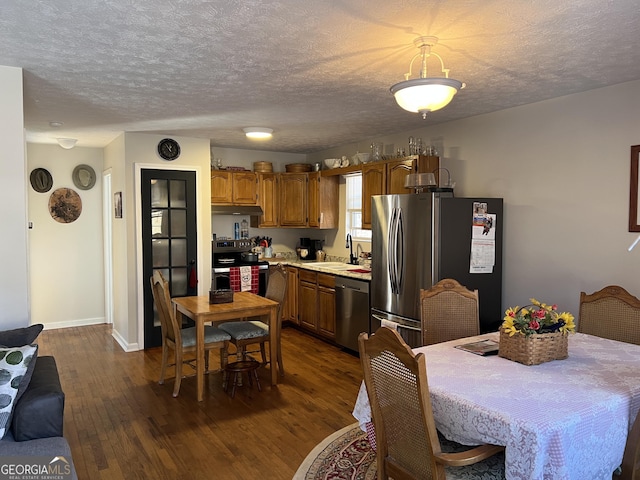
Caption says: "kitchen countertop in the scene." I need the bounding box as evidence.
[264,258,371,281]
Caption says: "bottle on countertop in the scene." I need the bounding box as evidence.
[240,219,249,239]
[234,222,240,240]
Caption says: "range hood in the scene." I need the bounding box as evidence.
[211,205,264,216]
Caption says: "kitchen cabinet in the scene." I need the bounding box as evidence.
[362,155,440,229]
[251,173,279,228]
[210,170,257,205]
[308,172,339,229]
[298,269,336,339]
[283,265,299,324]
[279,173,308,227]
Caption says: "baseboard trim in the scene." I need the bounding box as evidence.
[111,328,140,352]
[42,317,105,330]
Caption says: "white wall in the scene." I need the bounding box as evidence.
[27,144,105,328]
[0,66,29,329]
[309,80,640,317]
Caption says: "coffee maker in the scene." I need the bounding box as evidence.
[297,238,322,260]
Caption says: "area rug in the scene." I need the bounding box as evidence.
[293,423,376,480]
[294,423,506,480]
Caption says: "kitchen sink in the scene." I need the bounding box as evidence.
[304,262,369,272]
[304,261,353,270]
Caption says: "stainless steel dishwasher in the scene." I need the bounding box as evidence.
[335,276,370,352]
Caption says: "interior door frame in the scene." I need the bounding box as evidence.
[134,163,204,349]
[102,168,114,325]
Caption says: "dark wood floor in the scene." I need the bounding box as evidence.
[38,324,363,480]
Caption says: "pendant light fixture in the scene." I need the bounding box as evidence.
[390,36,465,119]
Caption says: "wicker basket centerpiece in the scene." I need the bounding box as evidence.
[498,298,575,366]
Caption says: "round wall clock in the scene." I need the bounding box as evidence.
[157,138,181,161]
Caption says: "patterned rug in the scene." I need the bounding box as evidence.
[293,423,506,480]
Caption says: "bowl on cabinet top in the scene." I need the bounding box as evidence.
[355,152,371,164]
[323,159,341,169]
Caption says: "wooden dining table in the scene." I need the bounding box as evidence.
[172,291,279,401]
[352,331,640,480]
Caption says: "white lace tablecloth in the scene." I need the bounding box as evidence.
[352,332,640,480]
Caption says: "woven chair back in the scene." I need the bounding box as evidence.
[359,327,445,480]
[421,278,480,346]
[150,271,181,346]
[578,285,640,345]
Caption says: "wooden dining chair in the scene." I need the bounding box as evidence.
[577,285,640,345]
[219,263,288,376]
[420,278,480,346]
[359,326,504,480]
[150,271,231,397]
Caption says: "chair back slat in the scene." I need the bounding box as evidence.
[266,263,288,321]
[578,285,640,345]
[150,271,181,345]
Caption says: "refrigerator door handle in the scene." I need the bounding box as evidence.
[388,207,398,293]
[396,207,404,293]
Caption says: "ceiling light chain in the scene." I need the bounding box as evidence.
[390,36,465,119]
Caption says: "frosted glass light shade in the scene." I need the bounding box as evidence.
[390,78,463,116]
[57,138,77,149]
[243,127,273,140]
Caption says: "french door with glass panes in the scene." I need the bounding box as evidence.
[142,169,197,348]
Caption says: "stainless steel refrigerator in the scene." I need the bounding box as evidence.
[370,192,503,347]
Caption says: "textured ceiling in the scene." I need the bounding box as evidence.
[2,0,640,153]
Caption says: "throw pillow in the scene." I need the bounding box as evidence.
[0,345,37,438]
[0,324,43,347]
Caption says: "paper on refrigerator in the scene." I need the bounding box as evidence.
[469,202,496,273]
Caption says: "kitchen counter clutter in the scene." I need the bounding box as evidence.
[265,258,371,281]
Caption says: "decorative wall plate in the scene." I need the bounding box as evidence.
[72,164,96,190]
[49,188,82,223]
[30,168,53,193]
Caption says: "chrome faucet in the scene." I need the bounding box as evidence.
[346,234,357,264]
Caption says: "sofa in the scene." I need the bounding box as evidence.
[0,325,77,479]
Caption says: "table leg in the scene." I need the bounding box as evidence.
[196,315,205,401]
[269,305,278,386]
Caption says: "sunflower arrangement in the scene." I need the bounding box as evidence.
[502,298,575,337]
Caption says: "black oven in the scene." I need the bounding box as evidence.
[212,238,269,296]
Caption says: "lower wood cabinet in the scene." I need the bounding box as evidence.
[297,269,336,339]
[283,266,299,324]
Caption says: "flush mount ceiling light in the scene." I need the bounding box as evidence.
[56,138,77,149]
[243,127,273,140]
[390,36,465,119]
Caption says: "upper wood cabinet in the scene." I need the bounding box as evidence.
[251,173,279,228]
[308,172,339,229]
[279,173,308,227]
[362,163,386,229]
[210,170,257,205]
[362,155,440,229]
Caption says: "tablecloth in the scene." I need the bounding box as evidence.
[352,332,640,480]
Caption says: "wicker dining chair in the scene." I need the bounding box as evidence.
[219,263,288,375]
[577,285,640,345]
[359,326,504,480]
[420,278,480,346]
[150,271,231,397]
